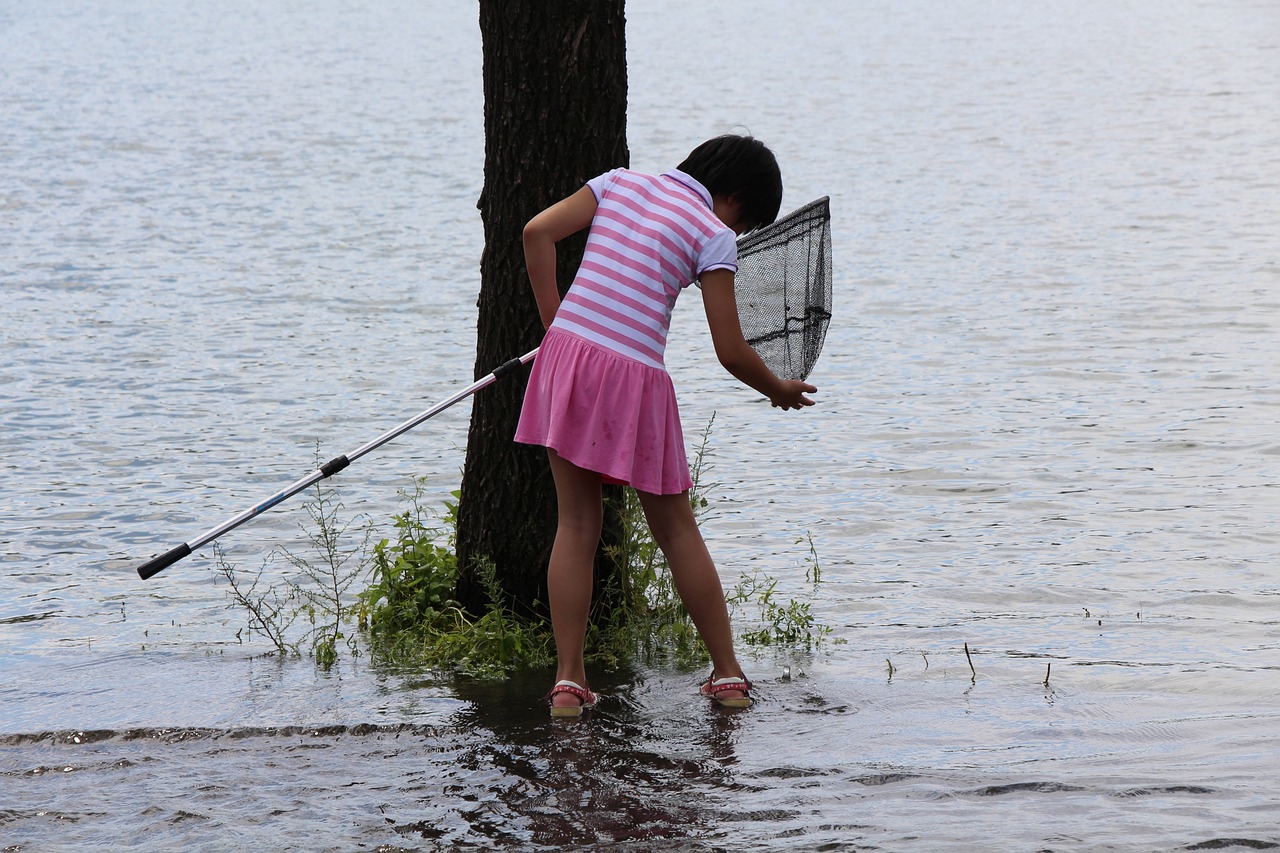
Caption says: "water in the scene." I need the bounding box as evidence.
[3,0,1279,849]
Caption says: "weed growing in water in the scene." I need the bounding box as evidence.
[214,478,371,668]
[725,527,831,650]
[728,570,829,649]
[215,543,298,658]
[361,416,831,674]
[284,481,372,668]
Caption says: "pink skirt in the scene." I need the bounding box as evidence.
[514,329,692,495]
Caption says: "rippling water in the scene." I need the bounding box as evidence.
[3,0,1279,850]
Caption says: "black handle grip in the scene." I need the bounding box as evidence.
[319,454,350,477]
[137,543,192,580]
[492,355,527,380]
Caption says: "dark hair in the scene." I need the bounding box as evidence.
[677,134,783,232]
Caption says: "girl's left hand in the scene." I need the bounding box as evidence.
[770,380,817,410]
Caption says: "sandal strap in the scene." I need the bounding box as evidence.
[704,674,752,696]
[542,679,597,706]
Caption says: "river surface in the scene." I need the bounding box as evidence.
[3,1,1279,850]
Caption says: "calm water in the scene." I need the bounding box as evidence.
[3,0,1279,850]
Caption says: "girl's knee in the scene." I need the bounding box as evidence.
[637,492,699,550]
[557,506,603,541]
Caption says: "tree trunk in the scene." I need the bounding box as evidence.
[456,1,628,616]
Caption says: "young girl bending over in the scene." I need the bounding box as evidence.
[514,134,817,717]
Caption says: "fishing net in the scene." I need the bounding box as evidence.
[733,196,832,381]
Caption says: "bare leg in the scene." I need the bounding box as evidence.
[636,489,746,700]
[546,449,603,708]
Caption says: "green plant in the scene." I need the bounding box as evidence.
[215,542,299,657]
[802,530,821,584]
[728,568,830,649]
[282,482,371,668]
[357,481,555,676]
[214,478,371,668]
[413,556,555,677]
[360,481,462,638]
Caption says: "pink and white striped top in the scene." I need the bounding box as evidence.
[549,168,738,369]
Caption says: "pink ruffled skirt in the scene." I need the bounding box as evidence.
[514,329,692,495]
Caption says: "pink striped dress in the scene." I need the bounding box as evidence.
[514,169,738,494]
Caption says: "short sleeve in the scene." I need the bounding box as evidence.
[586,169,622,202]
[695,228,739,278]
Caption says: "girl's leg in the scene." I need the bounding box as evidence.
[546,449,603,707]
[636,489,746,700]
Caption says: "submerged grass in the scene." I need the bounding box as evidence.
[218,418,831,676]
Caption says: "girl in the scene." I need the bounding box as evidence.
[514,134,817,717]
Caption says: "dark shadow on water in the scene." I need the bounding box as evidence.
[436,667,753,850]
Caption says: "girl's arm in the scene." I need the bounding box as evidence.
[699,269,817,410]
[522,186,599,330]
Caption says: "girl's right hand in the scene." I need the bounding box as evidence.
[770,380,817,410]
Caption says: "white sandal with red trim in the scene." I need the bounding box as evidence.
[700,673,753,708]
[544,680,598,718]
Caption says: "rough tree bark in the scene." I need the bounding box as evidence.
[455,1,629,615]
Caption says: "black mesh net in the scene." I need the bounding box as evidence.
[732,196,832,381]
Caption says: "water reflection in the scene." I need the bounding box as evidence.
[444,670,745,848]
